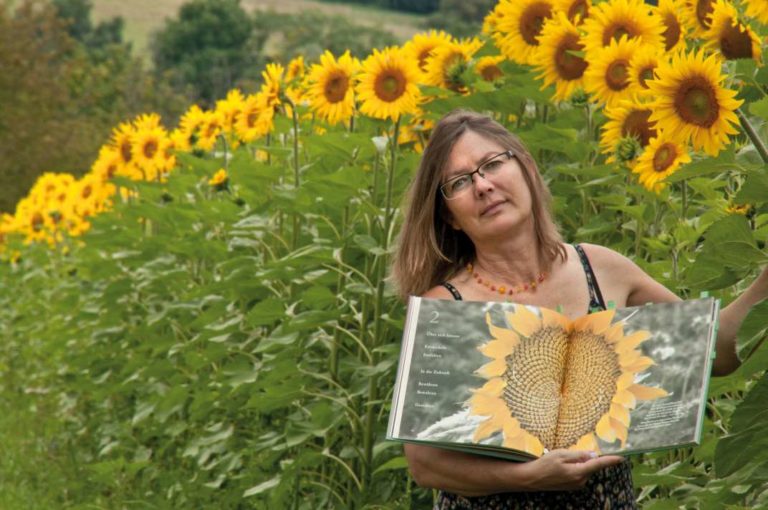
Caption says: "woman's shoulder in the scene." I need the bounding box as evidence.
[422,284,456,300]
[574,243,636,270]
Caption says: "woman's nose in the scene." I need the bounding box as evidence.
[473,172,494,193]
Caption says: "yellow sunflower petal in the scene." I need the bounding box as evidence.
[476,358,508,378]
[610,402,630,427]
[596,414,618,442]
[506,305,542,337]
[615,330,652,354]
[571,308,616,334]
[627,384,668,400]
[613,389,637,409]
[468,392,505,416]
[541,307,571,330]
[476,378,506,396]
[479,338,518,361]
[474,415,505,441]
[571,432,599,452]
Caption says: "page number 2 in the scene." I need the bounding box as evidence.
[429,311,439,323]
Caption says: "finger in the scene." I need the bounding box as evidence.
[547,449,596,463]
[581,455,625,473]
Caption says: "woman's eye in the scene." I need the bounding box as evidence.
[482,159,504,172]
[451,176,471,191]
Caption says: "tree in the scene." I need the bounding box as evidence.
[0,0,187,213]
[151,0,253,106]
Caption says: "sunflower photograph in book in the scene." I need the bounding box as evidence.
[387,297,720,461]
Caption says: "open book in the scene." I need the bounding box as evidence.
[387,297,719,461]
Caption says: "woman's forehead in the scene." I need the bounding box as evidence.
[443,131,505,174]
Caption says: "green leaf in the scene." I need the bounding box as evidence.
[243,475,281,497]
[373,456,408,475]
[715,375,768,477]
[734,170,768,205]
[749,97,768,121]
[246,298,285,327]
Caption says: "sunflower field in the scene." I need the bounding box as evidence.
[1,0,768,507]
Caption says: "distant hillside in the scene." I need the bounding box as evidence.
[91,0,426,60]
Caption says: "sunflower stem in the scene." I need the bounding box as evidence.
[737,108,768,164]
[362,117,401,496]
[290,99,301,250]
[681,179,688,219]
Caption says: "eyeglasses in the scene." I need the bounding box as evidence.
[439,150,516,200]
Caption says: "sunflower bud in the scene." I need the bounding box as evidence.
[615,136,643,163]
[570,89,589,106]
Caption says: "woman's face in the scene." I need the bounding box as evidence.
[440,129,533,241]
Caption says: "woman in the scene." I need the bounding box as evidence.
[391,109,768,508]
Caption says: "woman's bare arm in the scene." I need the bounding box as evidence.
[405,444,624,496]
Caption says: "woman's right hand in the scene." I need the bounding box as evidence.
[518,449,625,491]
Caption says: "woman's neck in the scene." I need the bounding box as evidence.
[471,229,543,285]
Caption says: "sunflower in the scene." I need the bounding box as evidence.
[208,168,228,189]
[583,35,645,107]
[261,62,284,110]
[554,0,591,23]
[647,49,742,156]
[468,306,667,454]
[403,30,453,75]
[631,136,691,192]
[424,38,484,93]
[131,120,169,179]
[493,0,557,65]
[744,0,768,24]
[483,1,505,35]
[177,104,206,150]
[600,99,657,163]
[196,110,224,151]
[90,145,121,182]
[627,44,662,93]
[307,50,360,125]
[356,46,420,121]
[580,0,664,54]
[703,0,762,62]
[654,0,687,52]
[216,89,245,134]
[476,55,506,83]
[110,121,136,175]
[534,12,588,102]
[235,92,274,142]
[683,0,716,36]
[286,55,305,83]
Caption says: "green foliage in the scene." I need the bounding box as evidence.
[0,0,188,214]
[1,49,767,509]
[317,0,440,14]
[151,0,254,106]
[424,0,496,38]
[252,10,399,64]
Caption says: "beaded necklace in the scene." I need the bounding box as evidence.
[466,262,546,297]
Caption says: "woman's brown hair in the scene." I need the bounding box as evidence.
[391,109,566,300]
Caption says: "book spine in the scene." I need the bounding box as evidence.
[695,298,721,443]
[387,296,422,439]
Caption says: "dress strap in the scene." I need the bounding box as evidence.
[573,244,607,312]
[441,281,463,301]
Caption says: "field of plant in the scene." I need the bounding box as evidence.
[1,0,768,508]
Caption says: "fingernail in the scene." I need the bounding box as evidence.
[588,451,598,459]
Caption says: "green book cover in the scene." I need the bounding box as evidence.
[387,297,719,461]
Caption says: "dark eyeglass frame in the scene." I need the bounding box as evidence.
[439,150,516,200]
